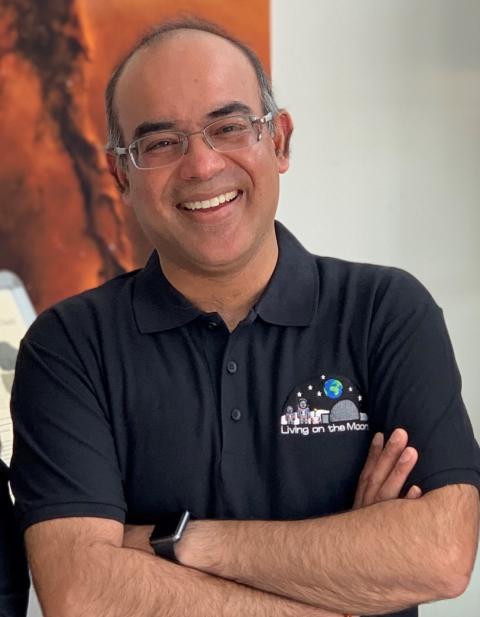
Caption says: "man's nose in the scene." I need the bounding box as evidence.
[177,133,226,181]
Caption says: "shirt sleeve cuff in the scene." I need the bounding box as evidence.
[18,501,126,533]
[417,468,480,494]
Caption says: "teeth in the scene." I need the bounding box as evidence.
[182,190,239,211]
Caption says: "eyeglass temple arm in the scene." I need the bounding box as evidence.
[257,112,273,124]
[112,146,127,155]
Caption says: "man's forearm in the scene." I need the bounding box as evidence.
[69,546,336,617]
[177,484,479,615]
[28,521,343,617]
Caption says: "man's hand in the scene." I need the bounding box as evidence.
[353,428,422,509]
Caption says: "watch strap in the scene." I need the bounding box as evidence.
[151,536,178,562]
[149,511,191,563]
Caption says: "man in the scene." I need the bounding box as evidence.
[0,460,29,617]
[10,18,480,617]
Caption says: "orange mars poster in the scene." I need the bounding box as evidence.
[0,0,269,312]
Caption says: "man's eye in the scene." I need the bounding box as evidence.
[144,137,179,152]
[216,122,248,135]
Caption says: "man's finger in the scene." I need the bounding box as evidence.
[359,432,384,481]
[372,446,418,503]
[353,432,384,509]
[361,428,409,506]
[405,485,422,499]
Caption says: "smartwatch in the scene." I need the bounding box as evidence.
[149,510,191,562]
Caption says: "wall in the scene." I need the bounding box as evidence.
[272,1,480,615]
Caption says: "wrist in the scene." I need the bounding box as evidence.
[175,519,233,573]
[123,524,155,553]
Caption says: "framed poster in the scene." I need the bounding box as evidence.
[0,0,269,313]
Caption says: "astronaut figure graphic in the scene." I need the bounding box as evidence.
[285,405,296,425]
[296,398,311,424]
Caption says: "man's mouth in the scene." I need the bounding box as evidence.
[178,190,241,211]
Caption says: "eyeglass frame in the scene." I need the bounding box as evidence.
[111,112,274,170]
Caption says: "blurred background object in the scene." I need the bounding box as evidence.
[0,0,269,312]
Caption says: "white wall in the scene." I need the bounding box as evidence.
[272,1,479,615]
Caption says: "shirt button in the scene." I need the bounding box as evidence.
[207,321,218,330]
[231,408,242,422]
[226,360,238,374]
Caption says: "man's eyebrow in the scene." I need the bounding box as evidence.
[132,121,175,142]
[130,102,254,142]
[207,102,254,119]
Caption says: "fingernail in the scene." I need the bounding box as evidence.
[399,448,412,462]
[373,432,383,445]
[391,429,403,443]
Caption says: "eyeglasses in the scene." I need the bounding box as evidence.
[113,112,273,169]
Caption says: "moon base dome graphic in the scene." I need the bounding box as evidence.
[330,399,360,422]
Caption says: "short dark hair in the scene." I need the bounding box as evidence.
[105,17,279,152]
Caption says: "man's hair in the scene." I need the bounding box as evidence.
[105,17,279,152]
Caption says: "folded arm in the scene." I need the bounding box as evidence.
[124,430,479,615]
[26,516,346,617]
[25,431,418,617]
[123,429,444,617]
[177,483,479,615]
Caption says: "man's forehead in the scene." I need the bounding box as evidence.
[117,29,258,99]
[139,28,249,60]
[115,29,261,136]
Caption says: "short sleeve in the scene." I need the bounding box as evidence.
[368,272,480,494]
[10,308,126,532]
[0,460,29,617]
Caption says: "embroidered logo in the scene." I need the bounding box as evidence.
[280,373,368,436]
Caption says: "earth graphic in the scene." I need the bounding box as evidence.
[323,378,344,399]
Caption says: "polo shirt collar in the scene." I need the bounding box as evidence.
[254,221,318,327]
[133,221,318,333]
[133,253,201,333]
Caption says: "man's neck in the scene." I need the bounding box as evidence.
[159,233,279,332]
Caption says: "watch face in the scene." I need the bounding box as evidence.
[150,511,190,543]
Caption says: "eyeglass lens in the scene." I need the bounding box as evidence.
[132,115,258,169]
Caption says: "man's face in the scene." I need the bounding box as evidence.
[114,31,292,274]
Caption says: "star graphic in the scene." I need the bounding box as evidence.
[358,395,362,401]
[348,387,353,392]
[297,392,302,397]
[321,374,325,380]
[317,391,322,396]
[308,385,313,390]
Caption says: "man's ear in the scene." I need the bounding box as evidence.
[106,152,130,197]
[272,110,293,174]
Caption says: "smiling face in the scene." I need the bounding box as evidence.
[114,30,292,276]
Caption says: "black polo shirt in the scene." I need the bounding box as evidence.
[10,222,480,617]
[0,461,29,617]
